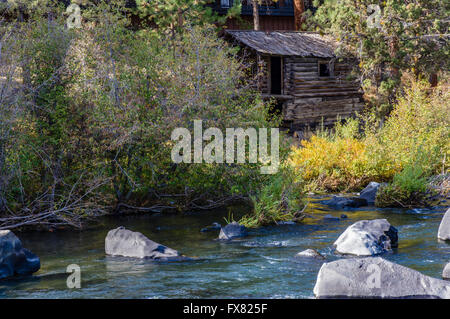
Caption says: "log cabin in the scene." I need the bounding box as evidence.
[214,1,364,130]
[224,30,365,131]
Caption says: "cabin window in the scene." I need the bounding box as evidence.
[318,61,333,77]
[270,56,282,95]
[221,0,231,8]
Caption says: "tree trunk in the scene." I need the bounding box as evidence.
[252,0,260,31]
[388,36,399,79]
[293,0,305,31]
[429,73,438,87]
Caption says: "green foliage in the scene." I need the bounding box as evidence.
[0,2,296,229]
[223,210,236,225]
[375,165,428,208]
[239,167,305,228]
[310,0,449,118]
[364,75,450,176]
[133,0,241,36]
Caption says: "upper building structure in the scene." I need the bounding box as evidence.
[214,0,315,31]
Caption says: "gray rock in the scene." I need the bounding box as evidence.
[438,208,450,241]
[296,249,325,259]
[105,226,188,261]
[443,263,450,280]
[321,196,368,209]
[0,230,40,280]
[334,219,398,256]
[313,257,450,299]
[218,222,248,240]
[200,222,221,232]
[359,182,381,205]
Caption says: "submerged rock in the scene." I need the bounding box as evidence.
[295,249,325,259]
[438,208,450,241]
[218,222,248,241]
[443,263,450,280]
[200,222,221,233]
[105,226,189,261]
[0,230,40,280]
[276,221,296,225]
[334,219,398,256]
[321,196,367,209]
[323,214,340,221]
[313,257,450,299]
[359,182,381,205]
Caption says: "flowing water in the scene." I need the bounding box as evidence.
[0,196,449,298]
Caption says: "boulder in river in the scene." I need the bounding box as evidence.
[334,219,398,256]
[0,230,40,280]
[437,208,450,241]
[313,257,450,299]
[218,222,248,241]
[295,249,325,260]
[105,226,189,261]
[359,182,381,205]
[320,196,367,209]
[443,263,450,280]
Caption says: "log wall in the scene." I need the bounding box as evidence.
[282,56,364,128]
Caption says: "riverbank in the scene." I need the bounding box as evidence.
[1,196,448,298]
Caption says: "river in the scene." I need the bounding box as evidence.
[1,196,449,298]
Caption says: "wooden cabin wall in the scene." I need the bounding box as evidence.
[282,57,364,129]
[260,56,270,94]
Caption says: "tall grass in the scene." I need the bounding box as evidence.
[239,167,305,228]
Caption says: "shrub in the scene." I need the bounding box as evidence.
[289,75,449,195]
[365,75,450,178]
[238,167,305,228]
[375,165,429,208]
[289,118,374,192]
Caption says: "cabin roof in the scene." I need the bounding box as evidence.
[225,30,337,58]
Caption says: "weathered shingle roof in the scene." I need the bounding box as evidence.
[225,30,337,58]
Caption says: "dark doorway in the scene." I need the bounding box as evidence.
[270,56,282,95]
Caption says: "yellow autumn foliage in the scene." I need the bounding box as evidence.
[289,75,449,192]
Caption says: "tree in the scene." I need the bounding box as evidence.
[0,0,285,229]
[293,0,305,31]
[252,0,260,30]
[310,0,449,117]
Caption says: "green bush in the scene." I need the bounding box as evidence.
[239,167,305,228]
[375,165,429,208]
